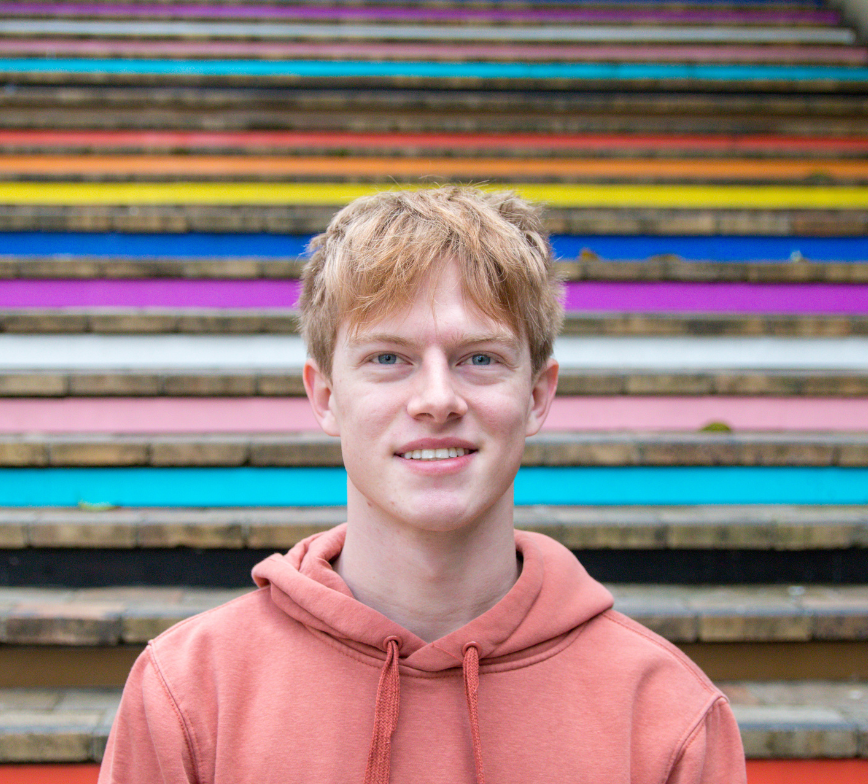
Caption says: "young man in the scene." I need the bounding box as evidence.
[100,187,746,783]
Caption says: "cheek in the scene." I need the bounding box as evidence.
[475,392,533,438]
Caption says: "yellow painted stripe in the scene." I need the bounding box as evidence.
[1,181,866,208]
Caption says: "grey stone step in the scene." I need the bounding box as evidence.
[1,204,866,236]
[0,682,865,762]
[3,87,867,137]
[2,505,866,552]
[3,308,866,338]
[1,583,866,648]
[1,431,866,468]
[3,367,867,397]
[2,257,867,283]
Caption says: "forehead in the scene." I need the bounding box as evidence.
[341,265,521,348]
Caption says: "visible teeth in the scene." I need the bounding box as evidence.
[402,448,468,460]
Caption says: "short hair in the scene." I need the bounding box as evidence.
[298,186,563,377]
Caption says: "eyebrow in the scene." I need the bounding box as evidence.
[346,330,521,352]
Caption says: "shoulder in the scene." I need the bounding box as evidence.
[578,609,728,729]
[589,608,723,697]
[145,587,299,685]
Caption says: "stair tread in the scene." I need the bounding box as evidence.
[0,582,866,645]
[0,680,865,762]
[2,504,867,550]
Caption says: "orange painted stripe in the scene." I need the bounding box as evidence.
[0,766,99,784]
[0,130,866,156]
[3,154,867,181]
[746,759,868,784]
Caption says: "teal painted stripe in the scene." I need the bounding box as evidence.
[0,58,867,81]
[2,467,867,507]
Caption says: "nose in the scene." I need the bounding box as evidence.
[406,354,468,423]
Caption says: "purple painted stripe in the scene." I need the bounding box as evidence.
[2,279,868,314]
[0,279,301,309]
[561,281,868,314]
[0,3,840,24]
[0,38,863,65]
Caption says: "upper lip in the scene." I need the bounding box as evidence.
[396,438,477,454]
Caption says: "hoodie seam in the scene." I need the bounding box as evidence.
[149,586,265,644]
[145,643,203,784]
[602,610,720,695]
[305,619,589,676]
[658,695,728,784]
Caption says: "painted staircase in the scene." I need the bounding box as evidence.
[0,0,866,779]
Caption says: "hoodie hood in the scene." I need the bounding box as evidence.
[252,524,613,671]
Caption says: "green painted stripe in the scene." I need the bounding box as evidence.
[2,466,866,506]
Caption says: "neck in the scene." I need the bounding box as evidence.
[333,490,520,643]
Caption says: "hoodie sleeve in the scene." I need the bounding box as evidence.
[98,646,199,784]
[666,697,747,784]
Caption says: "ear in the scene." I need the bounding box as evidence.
[525,357,558,437]
[303,358,341,437]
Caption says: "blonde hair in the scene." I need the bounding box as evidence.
[299,186,563,376]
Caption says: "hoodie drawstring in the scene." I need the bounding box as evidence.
[462,642,486,784]
[364,637,486,784]
[364,636,402,784]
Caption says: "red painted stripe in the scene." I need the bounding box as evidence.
[0,759,866,783]
[746,759,868,784]
[0,130,866,155]
[0,766,99,784]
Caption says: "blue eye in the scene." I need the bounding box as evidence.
[376,353,398,365]
[470,354,492,366]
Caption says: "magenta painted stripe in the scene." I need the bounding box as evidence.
[2,279,867,315]
[2,396,866,433]
[0,3,840,24]
[560,281,868,315]
[1,39,863,65]
[0,279,302,309]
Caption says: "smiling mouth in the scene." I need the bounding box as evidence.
[399,447,473,461]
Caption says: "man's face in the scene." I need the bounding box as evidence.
[304,261,558,535]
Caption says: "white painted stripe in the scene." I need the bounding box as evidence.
[2,334,868,371]
[0,20,855,44]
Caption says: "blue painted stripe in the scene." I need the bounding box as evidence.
[2,467,867,506]
[2,233,866,263]
[1,59,867,81]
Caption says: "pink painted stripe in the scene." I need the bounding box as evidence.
[2,397,866,433]
[0,39,863,65]
[2,280,867,315]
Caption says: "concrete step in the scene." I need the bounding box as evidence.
[2,504,866,552]
[3,87,866,137]
[3,368,868,397]
[2,257,868,283]
[2,130,867,160]
[2,506,866,586]
[3,309,866,338]
[0,584,865,684]
[0,681,866,763]
[2,203,864,235]
[1,431,867,468]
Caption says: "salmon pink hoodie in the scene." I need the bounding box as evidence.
[99,525,746,784]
